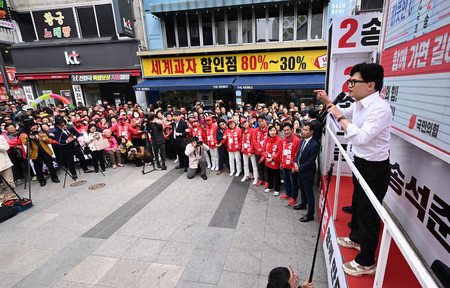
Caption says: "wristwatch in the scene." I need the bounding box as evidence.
[337,115,346,122]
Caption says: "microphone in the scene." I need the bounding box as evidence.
[317,92,346,120]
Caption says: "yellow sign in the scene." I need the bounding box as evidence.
[142,50,327,77]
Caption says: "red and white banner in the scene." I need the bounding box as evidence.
[380,0,450,155]
[318,187,348,288]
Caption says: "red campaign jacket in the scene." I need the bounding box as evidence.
[222,127,242,152]
[205,123,218,148]
[190,126,206,142]
[241,127,255,155]
[110,122,139,141]
[281,134,301,169]
[74,124,88,133]
[262,135,282,170]
[253,126,268,156]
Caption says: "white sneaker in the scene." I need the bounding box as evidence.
[215,167,219,171]
[273,191,280,196]
[252,178,259,185]
[207,163,211,169]
[174,158,179,164]
[235,172,241,177]
[210,165,215,171]
[241,176,248,182]
[264,188,271,193]
[229,172,234,176]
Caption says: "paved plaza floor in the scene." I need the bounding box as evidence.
[0,161,328,288]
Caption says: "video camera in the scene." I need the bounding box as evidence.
[16,113,35,134]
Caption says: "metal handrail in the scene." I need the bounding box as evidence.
[326,126,438,288]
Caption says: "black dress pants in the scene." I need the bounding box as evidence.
[174,138,189,168]
[255,154,266,182]
[33,151,58,182]
[266,166,281,191]
[349,156,391,266]
[152,143,166,167]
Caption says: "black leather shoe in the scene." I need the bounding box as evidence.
[72,175,78,181]
[157,164,161,168]
[175,165,182,169]
[299,214,314,222]
[184,167,188,172]
[40,180,47,187]
[293,203,307,210]
[201,175,207,180]
[342,206,352,214]
[161,166,167,170]
[52,178,60,183]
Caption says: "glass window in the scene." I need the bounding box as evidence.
[268,6,279,42]
[77,7,98,38]
[296,2,308,40]
[165,15,176,48]
[176,14,188,47]
[189,14,200,46]
[17,13,36,42]
[215,10,225,45]
[311,1,323,40]
[255,7,266,42]
[202,12,213,45]
[227,8,238,44]
[96,4,116,37]
[282,4,294,41]
[242,7,253,44]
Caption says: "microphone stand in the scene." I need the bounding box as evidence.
[308,163,334,284]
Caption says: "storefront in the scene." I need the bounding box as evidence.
[10,39,141,107]
[135,49,327,108]
[0,67,24,102]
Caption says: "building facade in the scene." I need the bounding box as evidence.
[9,0,148,107]
[137,0,332,108]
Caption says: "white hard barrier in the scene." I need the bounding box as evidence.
[326,126,438,288]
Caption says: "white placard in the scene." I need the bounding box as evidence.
[23,86,34,104]
[331,13,383,53]
[72,84,85,106]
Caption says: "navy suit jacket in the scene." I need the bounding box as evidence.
[294,138,319,178]
[52,126,80,151]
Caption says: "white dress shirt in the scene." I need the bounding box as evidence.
[338,91,392,161]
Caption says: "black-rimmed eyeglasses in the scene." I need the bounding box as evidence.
[346,79,368,87]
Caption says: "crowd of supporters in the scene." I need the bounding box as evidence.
[0,98,325,208]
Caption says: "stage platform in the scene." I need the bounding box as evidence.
[319,175,422,288]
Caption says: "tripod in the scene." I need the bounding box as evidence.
[142,131,156,175]
[22,134,32,200]
[308,163,334,285]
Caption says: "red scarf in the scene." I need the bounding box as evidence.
[267,135,279,154]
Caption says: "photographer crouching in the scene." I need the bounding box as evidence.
[185,137,209,180]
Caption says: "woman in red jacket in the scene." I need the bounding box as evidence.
[262,125,282,196]
[240,118,259,184]
[222,119,242,177]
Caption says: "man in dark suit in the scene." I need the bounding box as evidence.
[292,123,319,222]
[52,118,91,180]
[144,114,166,170]
[171,111,189,172]
[307,108,323,145]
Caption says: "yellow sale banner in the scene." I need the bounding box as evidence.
[142,50,327,77]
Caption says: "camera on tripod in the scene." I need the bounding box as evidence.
[16,114,35,134]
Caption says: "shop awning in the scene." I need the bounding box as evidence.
[233,73,325,90]
[134,76,236,91]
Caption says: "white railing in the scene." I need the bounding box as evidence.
[326,126,438,288]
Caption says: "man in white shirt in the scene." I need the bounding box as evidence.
[315,62,392,277]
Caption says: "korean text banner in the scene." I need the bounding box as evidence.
[380,0,450,155]
[142,50,327,77]
[32,8,78,40]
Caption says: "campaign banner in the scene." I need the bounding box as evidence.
[380,0,450,155]
[385,134,450,266]
[384,0,450,50]
[318,186,348,288]
[71,73,131,84]
[331,13,383,53]
[142,50,327,77]
[23,86,34,105]
[72,85,85,106]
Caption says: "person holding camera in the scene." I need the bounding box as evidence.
[185,137,209,180]
[127,145,153,167]
[52,118,92,180]
[83,124,106,174]
[22,123,60,187]
[144,114,167,170]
